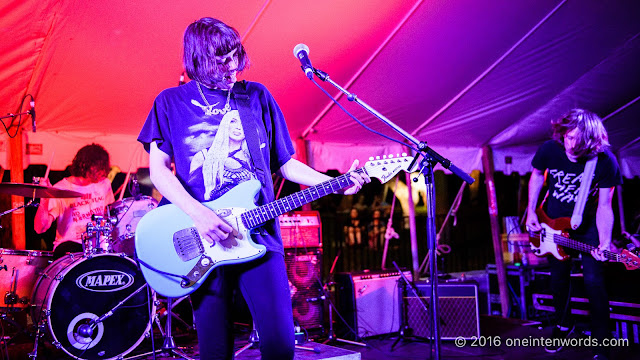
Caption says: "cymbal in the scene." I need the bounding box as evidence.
[0,183,84,198]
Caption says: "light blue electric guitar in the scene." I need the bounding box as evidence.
[135,155,415,297]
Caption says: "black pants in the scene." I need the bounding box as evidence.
[550,253,610,342]
[190,251,295,360]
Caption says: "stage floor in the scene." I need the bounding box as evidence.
[3,316,638,359]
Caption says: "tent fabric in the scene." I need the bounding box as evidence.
[1,0,639,177]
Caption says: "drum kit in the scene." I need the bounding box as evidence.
[0,181,176,360]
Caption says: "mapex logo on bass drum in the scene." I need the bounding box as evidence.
[75,270,135,292]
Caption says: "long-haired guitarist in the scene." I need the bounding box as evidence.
[525,109,622,359]
[137,17,369,360]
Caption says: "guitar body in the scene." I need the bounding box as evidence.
[135,154,419,297]
[135,180,266,298]
[530,208,570,261]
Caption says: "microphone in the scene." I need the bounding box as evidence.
[293,44,313,79]
[29,100,36,132]
[77,323,94,338]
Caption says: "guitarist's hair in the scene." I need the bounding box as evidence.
[183,17,250,89]
[551,108,610,159]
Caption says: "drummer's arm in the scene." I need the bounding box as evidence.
[34,198,54,234]
[148,142,232,244]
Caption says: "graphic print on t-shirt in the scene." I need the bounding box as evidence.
[185,109,256,201]
[548,169,590,203]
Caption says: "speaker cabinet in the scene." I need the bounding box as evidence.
[335,270,411,338]
[401,281,480,340]
[285,248,323,330]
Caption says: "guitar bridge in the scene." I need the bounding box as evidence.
[173,227,204,262]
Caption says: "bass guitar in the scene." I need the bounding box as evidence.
[135,155,416,297]
[529,208,639,270]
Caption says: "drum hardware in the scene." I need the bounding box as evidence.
[0,182,84,198]
[108,196,158,257]
[30,253,154,359]
[0,249,53,311]
[82,215,117,255]
[127,297,195,360]
[155,295,195,331]
[75,283,149,339]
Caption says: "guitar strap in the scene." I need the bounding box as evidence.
[570,156,598,230]
[232,81,275,202]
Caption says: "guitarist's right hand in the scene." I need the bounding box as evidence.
[526,211,541,232]
[191,204,234,245]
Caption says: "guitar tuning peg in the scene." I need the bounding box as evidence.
[383,155,387,159]
[389,154,394,158]
[402,152,407,156]
[369,157,374,161]
[375,156,380,160]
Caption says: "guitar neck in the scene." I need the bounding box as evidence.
[241,169,364,229]
[551,234,618,262]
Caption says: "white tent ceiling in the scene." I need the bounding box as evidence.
[1,0,639,177]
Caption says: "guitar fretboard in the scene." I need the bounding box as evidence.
[241,169,365,229]
[545,231,619,262]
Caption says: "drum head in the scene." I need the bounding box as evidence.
[43,254,153,359]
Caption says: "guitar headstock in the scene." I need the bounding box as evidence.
[619,249,640,270]
[364,154,416,185]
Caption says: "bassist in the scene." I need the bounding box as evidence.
[525,109,622,360]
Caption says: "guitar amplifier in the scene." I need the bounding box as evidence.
[279,211,322,248]
[402,281,480,340]
[335,270,412,338]
[285,248,323,330]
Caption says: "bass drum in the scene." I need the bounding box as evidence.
[31,253,154,360]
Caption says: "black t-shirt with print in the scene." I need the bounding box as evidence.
[531,140,622,242]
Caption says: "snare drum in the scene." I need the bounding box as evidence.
[31,253,154,360]
[109,196,158,256]
[0,249,52,310]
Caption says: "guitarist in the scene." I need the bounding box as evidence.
[137,18,369,360]
[525,109,622,360]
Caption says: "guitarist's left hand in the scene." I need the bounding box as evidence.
[339,160,371,195]
[591,244,611,262]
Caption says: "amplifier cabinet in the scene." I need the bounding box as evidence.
[401,281,480,340]
[335,270,411,338]
[285,248,323,330]
[279,211,322,248]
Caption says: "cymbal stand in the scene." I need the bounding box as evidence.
[235,321,259,356]
[27,320,46,359]
[128,297,194,360]
[322,282,366,347]
[322,252,366,347]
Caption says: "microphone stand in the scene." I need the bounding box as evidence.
[308,67,475,360]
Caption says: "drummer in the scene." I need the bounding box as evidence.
[34,144,115,258]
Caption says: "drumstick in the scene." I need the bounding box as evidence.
[43,150,55,182]
[119,163,134,201]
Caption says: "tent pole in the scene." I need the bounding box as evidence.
[482,146,508,317]
[9,129,26,250]
[614,152,626,233]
